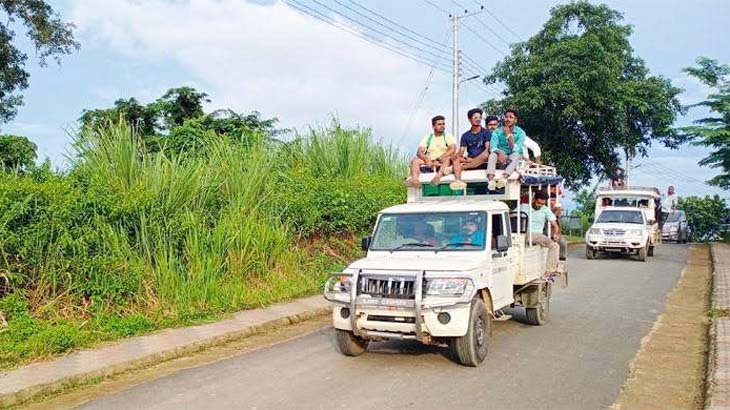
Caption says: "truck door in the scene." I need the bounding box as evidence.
[490,212,515,308]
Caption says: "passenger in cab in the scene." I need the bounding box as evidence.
[449,218,485,247]
[486,108,526,190]
[521,190,561,280]
[450,108,491,191]
[405,115,456,188]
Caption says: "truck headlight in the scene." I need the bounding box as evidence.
[628,229,643,237]
[323,273,352,304]
[589,228,601,235]
[424,278,474,297]
[670,225,678,232]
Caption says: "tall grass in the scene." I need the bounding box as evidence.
[0,120,405,367]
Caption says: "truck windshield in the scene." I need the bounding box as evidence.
[596,210,644,224]
[666,212,682,223]
[370,212,487,251]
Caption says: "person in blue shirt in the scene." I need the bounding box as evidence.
[486,108,526,190]
[448,219,485,248]
[450,108,491,191]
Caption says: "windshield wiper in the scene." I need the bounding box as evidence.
[389,242,436,252]
[437,242,478,252]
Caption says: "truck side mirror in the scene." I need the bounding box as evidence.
[496,235,509,252]
[361,236,371,251]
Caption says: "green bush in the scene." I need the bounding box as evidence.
[0,120,404,367]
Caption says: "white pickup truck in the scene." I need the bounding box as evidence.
[324,165,565,366]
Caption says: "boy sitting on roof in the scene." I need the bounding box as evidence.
[405,115,456,188]
[486,108,526,190]
[449,108,491,191]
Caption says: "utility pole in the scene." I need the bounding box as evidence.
[450,7,482,137]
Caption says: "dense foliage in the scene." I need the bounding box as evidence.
[681,57,730,190]
[0,0,79,124]
[0,120,405,368]
[483,2,684,189]
[0,134,36,171]
[678,195,730,241]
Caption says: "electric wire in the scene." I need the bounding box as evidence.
[470,0,524,41]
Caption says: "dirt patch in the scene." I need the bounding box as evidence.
[11,315,331,410]
[611,245,712,410]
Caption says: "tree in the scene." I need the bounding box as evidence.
[678,195,729,241]
[0,1,79,124]
[0,134,37,171]
[153,87,209,130]
[681,57,730,190]
[80,98,158,136]
[573,188,596,219]
[483,2,683,189]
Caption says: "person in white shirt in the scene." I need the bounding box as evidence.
[662,186,678,212]
[523,136,542,164]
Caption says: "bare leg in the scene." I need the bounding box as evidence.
[431,157,451,185]
[406,157,424,187]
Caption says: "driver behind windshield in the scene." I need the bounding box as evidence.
[449,219,485,247]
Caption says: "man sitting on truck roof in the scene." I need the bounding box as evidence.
[405,115,456,188]
[485,116,541,165]
[449,108,491,191]
[521,190,561,281]
[486,108,526,191]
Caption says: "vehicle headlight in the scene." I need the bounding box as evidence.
[323,273,353,304]
[589,228,601,235]
[670,225,678,232]
[628,229,643,236]
[424,278,474,297]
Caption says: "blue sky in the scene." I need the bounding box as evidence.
[2,0,729,208]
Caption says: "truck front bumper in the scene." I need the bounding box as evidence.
[332,303,471,339]
[586,237,645,253]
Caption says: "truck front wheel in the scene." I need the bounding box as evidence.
[450,298,490,367]
[638,245,648,262]
[586,247,596,260]
[335,329,369,356]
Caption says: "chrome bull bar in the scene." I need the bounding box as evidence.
[349,269,427,343]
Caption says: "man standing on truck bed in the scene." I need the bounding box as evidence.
[450,108,491,191]
[486,108,526,191]
[522,190,561,281]
[405,115,456,188]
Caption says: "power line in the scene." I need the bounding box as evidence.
[332,0,450,59]
[283,0,451,72]
[420,0,450,14]
[305,0,450,66]
[631,157,719,190]
[465,4,514,48]
[400,31,453,144]
[343,0,445,48]
[470,0,523,41]
[461,20,508,56]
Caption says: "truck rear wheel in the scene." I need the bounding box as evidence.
[525,282,551,326]
[335,329,368,356]
[638,245,648,262]
[648,246,655,257]
[450,298,490,367]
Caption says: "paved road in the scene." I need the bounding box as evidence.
[80,245,689,410]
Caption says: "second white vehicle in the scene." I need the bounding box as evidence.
[585,207,653,261]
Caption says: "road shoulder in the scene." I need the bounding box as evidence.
[611,244,712,410]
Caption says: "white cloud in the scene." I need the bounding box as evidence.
[70,0,455,149]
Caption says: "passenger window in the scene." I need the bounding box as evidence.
[491,214,509,250]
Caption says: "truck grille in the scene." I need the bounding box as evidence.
[359,276,416,299]
[602,228,626,236]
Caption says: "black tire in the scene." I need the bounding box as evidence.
[449,298,490,367]
[335,329,368,356]
[648,246,655,257]
[586,247,596,260]
[525,282,551,326]
[638,245,648,262]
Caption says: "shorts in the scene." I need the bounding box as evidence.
[464,162,489,170]
[420,165,442,173]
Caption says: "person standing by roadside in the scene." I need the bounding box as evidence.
[450,108,491,190]
[405,115,456,188]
